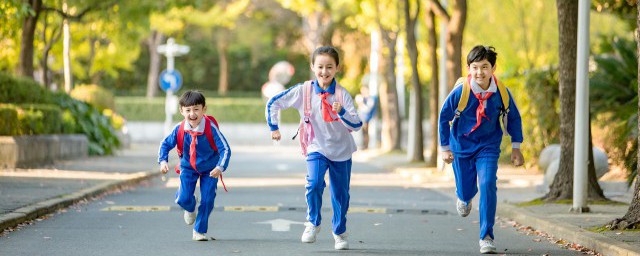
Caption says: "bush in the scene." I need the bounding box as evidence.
[17,104,63,135]
[102,109,125,130]
[0,72,120,155]
[115,96,300,123]
[70,84,115,112]
[0,104,20,135]
[53,92,120,155]
[498,69,560,167]
[0,72,52,104]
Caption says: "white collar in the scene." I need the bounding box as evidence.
[183,118,205,133]
[470,76,497,94]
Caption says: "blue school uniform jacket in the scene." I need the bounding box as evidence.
[158,118,231,173]
[439,79,523,158]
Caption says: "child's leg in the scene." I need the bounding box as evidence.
[195,174,218,234]
[452,156,478,203]
[175,169,199,212]
[305,153,330,227]
[476,156,498,240]
[328,158,352,235]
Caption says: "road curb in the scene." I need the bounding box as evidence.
[0,171,158,232]
[497,203,640,256]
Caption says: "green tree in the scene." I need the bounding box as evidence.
[428,0,466,91]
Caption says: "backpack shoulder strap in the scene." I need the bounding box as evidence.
[203,115,218,152]
[494,75,510,111]
[303,80,313,118]
[335,82,344,105]
[455,77,470,117]
[176,121,185,157]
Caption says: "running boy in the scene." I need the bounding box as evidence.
[265,46,362,250]
[438,45,524,254]
[158,90,231,241]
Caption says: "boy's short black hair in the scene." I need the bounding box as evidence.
[179,90,206,107]
[311,46,340,66]
[467,45,497,67]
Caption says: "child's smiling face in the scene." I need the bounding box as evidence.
[311,54,339,88]
[468,59,496,89]
[180,104,207,128]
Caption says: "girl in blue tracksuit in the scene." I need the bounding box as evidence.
[158,90,231,241]
[439,46,524,254]
[266,46,362,250]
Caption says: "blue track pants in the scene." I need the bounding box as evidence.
[452,152,499,240]
[175,168,218,234]
[305,152,352,235]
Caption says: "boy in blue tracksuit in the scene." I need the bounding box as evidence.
[439,46,524,254]
[158,90,231,241]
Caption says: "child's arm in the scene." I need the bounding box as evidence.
[158,124,179,172]
[505,88,524,145]
[335,89,363,131]
[438,86,461,152]
[266,84,303,132]
[505,89,524,166]
[210,121,231,172]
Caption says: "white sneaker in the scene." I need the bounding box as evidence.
[184,210,196,225]
[479,236,496,254]
[456,199,472,217]
[192,230,208,241]
[301,222,320,243]
[333,233,349,250]
[183,196,200,225]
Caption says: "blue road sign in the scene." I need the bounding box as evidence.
[159,69,183,92]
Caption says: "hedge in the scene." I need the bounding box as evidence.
[0,103,77,136]
[0,104,20,135]
[0,71,119,155]
[115,97,300,123]
[0,72,53,104]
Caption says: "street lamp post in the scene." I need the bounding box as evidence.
[158,38,190,136]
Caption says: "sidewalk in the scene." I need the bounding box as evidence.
[0,143,163,232]
[355,149,640,256]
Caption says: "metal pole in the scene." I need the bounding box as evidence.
[572,0,590,213]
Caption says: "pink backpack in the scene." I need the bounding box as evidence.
[293,80,343,156]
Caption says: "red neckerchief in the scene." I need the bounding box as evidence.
[465,76,495,136]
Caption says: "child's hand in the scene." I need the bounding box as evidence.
[512,148,524,167]
[332,102,342,114]
[271,130,281,141]
[441,150,454,164]
[160,162,169,174]
[210,167,222,178]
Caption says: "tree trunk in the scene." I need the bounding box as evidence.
[217,34,229,95]
[426,7,439,167]
[375,1,402,152]
[587,115,607,201]
[608,2,640,230]
[40,12,61,89]
[445,0,466,91]
[544,0,578,202]
[18,0,42,78]
[378,34,402,152]
[404,0,424,162]
[146,30,164,99]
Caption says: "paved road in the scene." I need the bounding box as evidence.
[0,145,584,255]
